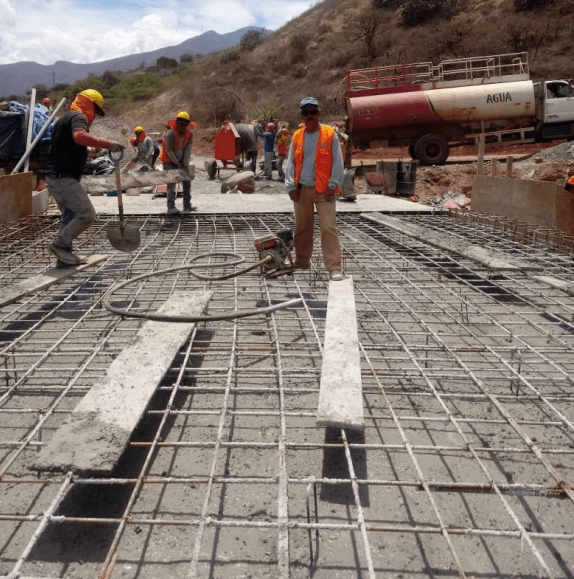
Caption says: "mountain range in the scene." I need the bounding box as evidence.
[0,27,267,98]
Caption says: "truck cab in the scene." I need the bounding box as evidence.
[544,80,574,124]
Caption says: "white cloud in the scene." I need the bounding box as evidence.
[0,0,316,66]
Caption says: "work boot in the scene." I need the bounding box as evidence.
[167,206,181,215]
[182,204,193,214]
[48,242,79,266]
[294,260,312,270]
[329,270,344,281]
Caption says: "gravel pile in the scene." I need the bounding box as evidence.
[91,116,134,151]
[526,141,574,163]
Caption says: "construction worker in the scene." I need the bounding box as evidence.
[41,97,52,114]
[275,126,290,182]
[45,89,124,266]
[285,97,345,281]
[333,121,357,202]
[130,126,154,168]
[235,122,264,171]
[262,122,275,180]
[159,111,194,214]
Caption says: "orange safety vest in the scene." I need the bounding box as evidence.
[159,121,193,163]
[276,133,290,156]
[292,124,338,194]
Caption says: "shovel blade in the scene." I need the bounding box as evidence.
[106,227,141,252]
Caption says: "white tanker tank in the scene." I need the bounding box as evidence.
[341,53,574,164]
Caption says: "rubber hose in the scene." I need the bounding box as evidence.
[103,252,301,322]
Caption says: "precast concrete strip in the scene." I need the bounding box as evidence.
[82,168,193,195]
[361,212,537,271]
[316,276,364,431]
[0,255,108,309]
[33,290,213,475]
[531,275,574,296]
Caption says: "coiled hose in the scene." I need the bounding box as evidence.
[103,252,302,322]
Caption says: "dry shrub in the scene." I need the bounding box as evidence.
[290,34,310,63]
[401,0,459,26]
[513,0,553,9]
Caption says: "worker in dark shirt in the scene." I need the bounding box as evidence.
[45,89,124,265]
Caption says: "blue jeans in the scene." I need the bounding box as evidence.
[276,155,286,179]
[46,176,96,250]
[163,162,191,208]
[264,151,273,179]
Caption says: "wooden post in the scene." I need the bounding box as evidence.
[506,156,514,178]
[477,133,485,175]
[491,157,497,176]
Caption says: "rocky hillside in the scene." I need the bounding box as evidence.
[111,0,573,132]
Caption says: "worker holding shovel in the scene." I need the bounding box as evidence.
[45,89,124,266]
[159,111,194,214]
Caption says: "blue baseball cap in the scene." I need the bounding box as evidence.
[299,97,319,109]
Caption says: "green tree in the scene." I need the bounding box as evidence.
[240,29,266,52]
[102,70,119,89]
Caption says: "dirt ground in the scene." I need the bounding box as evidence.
[113,118,573,207]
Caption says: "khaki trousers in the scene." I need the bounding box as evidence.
[293,185,342,273]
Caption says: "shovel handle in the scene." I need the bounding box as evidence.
[109,148,125,166]
[113,156,125,224]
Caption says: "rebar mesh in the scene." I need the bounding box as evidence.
[0,212,573,579]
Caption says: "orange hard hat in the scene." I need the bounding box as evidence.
[42,98,51,106]
[267,122,275,131]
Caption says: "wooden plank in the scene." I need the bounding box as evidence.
[0,173,34,224]
[0,254,108,308]
[34,290,213,475]
[316,277,364,431]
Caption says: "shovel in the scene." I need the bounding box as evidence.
[106,149,141,252]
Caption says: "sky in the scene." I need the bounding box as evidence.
[0,0,317,66]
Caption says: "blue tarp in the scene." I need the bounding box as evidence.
[0,111,25,160]
[9,101,54,142]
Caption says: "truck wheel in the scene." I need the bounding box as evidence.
[414,134,449,165]
[408,144,417,160]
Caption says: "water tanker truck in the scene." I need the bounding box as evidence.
[340,52,574,165]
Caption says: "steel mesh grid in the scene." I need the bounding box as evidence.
[0,212,573,578]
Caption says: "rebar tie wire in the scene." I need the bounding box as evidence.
[103,252,302,322]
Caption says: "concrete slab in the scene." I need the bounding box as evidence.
[0,255,108,309]
[0,172,33,223]
[32,188,49,214]
[89,191,435,215]
[316,276,364,431]
[362,212,540,271]
[472,175,574,235]
[34,290,213,475]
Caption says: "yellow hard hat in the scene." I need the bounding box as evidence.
[80,89,105,116]
[135,126,144,133]
[176,111,190,122]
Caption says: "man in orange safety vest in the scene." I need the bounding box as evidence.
[159,111,194,214]
[284,97,345,281]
